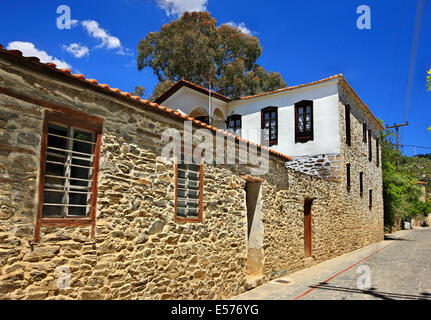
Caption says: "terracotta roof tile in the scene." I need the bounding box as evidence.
[28,57,40,63]
[87,79,99,85]
[72,74,86,80]
[235,74,342,100]
[60,68,72,74]
[0,43,292,162]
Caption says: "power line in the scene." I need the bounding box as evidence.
[387,0,406,116]
[401,0,426,142]
[400,144,431,150]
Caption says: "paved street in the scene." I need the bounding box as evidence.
[233,228,431,300]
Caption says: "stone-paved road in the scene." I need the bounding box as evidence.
[233,228,431,300]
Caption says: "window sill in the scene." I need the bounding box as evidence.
[295,137,313,144]
[40,217,92,227]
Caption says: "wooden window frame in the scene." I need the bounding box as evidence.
[359,172,364,197]
[295,100,314,143]
[345,104,351,146]
[261,106,278,146]
[376,137,380,167]
[227,114,242,135]
[368,129,372,162]
[34,109,103,242]
[363,122,367,143]
[174,157,204,223]
[346,163,351,193]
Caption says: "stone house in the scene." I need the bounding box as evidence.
[0,44,383,300]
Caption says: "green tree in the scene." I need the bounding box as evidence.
[137,11,286,101]
[131,85,146,98]
[381,122,427,231]
[427,69,430,131]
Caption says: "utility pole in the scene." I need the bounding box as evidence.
[386,122,409,170]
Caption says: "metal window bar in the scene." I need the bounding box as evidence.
[177,164,200,218]
[43,124,95,218]
[47,132,96,145]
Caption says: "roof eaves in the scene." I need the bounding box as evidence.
[0,44,291,163]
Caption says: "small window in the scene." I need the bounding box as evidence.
[35,110,103,242]
[42,123,97,218]
[295,100,313,143]
[175,160,203,222]
[376,137,380,167]
[227,114,242,135]
[345,104,351,146]
[363,123,367,143]
[359,172,364,197]
[368,129,372,162]
[369,189,373,209]
[261,107,278,146]
[346,163,351,192]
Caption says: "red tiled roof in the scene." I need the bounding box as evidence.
[155,74,384,131]
[154,79,231,104]
[234,74,342,100]
[0,43,292,162]
[416,181,428,185]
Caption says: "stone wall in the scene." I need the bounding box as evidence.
[337,82,384,243]
[284,153,342,181]
[0,55,384,300]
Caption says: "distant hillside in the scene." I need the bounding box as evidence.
[400,154,431,192]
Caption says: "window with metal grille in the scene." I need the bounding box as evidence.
[42,122,96,217]
[261,107,278,146]
[369,189,373,209]
[295,100,313,143]
[359,172,364,197]
[368,129,372,162]
[175,162,203,222]
[227,114,242,135]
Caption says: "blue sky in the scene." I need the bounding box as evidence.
[0,0,430,156]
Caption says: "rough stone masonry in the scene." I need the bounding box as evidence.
[0,48,383,300]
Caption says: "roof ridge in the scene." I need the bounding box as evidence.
[234,74,343,100]
[0,43,292,162]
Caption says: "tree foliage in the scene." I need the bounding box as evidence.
[131,85,146,98]
[382,123,431,231]
[427,69,430,131]
[137,11,286,100]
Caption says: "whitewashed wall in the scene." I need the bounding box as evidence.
[227,81,341,157]
[161,86,228,129]
[160,81,341,157]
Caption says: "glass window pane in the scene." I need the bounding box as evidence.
[68,207,87,216]
[42,205,63,217]
[177,189,187,198]
[43,190,64,204]
[177,207,187,217]
[271,111,276,119]
[298,107,304,115]
[264,112,269,120]
[188,208,199,217]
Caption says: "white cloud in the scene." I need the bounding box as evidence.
[81,20,124,54]
[156,0,208,17]
[225,22,252,35]
[6,41,71,69]
[62,43,89,58]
